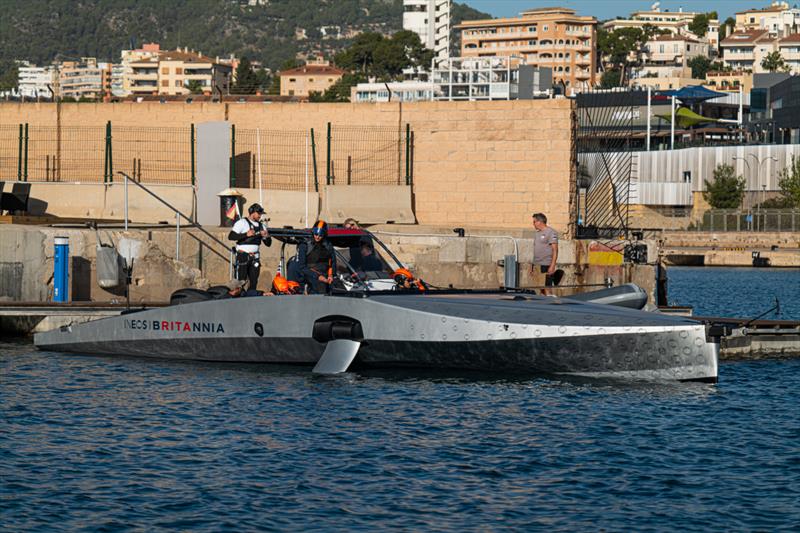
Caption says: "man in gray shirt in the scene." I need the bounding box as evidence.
[531,212,559,294]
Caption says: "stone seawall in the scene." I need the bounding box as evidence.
[0,224,656,304]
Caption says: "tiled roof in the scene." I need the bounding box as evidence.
[779,33,800,43]
[279,64,344,76]
[720,29,772,45]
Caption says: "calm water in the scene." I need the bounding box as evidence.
[668,267,800,320]
[2,268,800,531]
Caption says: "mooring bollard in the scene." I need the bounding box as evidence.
[54,236,69,302]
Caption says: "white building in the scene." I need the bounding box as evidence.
[17,63,58,99]
[351,81,440,103]
[431,56,552,100]
[403,0,450,64]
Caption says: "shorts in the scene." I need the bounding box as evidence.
[540,264,555,287]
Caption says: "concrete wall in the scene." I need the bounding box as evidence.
[0,224,656,304]
[1,100,576,232]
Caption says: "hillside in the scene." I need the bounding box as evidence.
[0,0,491,71]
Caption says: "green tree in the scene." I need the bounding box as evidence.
[232,57,259,94]
[688,55,713,79]
[688,13,711,37]
[600,69,622,89]
[186,79,205,94]
[776,155,800,207]
[0,60,18,92]
[703,164,746,208]
[761,51,789,72]
[597,26,663,85]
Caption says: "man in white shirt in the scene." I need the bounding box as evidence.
[228,203,271,291]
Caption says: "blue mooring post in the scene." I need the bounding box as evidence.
[53,236,69,302]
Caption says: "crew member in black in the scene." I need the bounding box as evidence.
[228,203,271,291]
[298,220,336,294]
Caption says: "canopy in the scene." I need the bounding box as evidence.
[655,107,720,128]
[659,85,727,104]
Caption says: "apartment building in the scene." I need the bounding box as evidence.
[119,43,162,96]
[777,33,800,72]
[457,7,597,91]
[403,0,450,63]
[59,58,110,100]
[705,71,754,93]
[17,63,58,99]
[351,81,440,103]
[603,8,720,49]
[279,60,344,97]
[735,2,800,37]
[721,30,776,72]
[127,48,232,96]
[638,34,710,78]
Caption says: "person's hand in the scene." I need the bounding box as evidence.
[547,265,556,276]
[246,229,255,237]
[260,229,267,237]
[326,276,333,284]
[318,275,327,283]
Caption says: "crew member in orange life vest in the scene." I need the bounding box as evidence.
[228,203,271,291]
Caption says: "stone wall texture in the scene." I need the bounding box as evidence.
[1,100,577,233]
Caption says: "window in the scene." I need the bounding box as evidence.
[161,80,168,87]
[289,78,296,83]
[309,78,314,82]
[683,171,692,183]
[328,78,334,82]
[176,68,183,75]
[288,90,294,96]
[543,25,548,31]
[175,80,181,87]
[162,67,169,75]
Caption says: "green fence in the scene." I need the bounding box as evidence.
[232,128,315,191]
[326,124,412,186]
[692,209,800,232]
[2,122,414,189]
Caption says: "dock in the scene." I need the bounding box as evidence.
[0,302,165,335]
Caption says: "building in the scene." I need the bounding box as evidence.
[126,47,233,97]
[351,81,440,103]
[603,7,720,49]
[637,34,710,78]
[17,63,57,99]
[431,56,552,100]
[749,73,800,143]
[776,33,800,72]
[457,7,597,92]
[119,43,162,96]
[735,2,800,37]
[279,60,343,98]
[59,58,110,100]
[403,0,451,64]
[630,74,703,91]
[720,30,776,72]
[705,71,754,93]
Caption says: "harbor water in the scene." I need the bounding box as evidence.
[2,267,799,530]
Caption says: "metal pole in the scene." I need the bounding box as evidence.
[739,87,744,142]
[190,123,196,186]
[670,95,675,151]
[310,128,319,191]
[124,168,129,231]
[230,124,236,187]
[305,133,309,228]
[176,212,180,262]
[23,123,29,181]
[256,128,263,205]
[326,122,331,186]
[646,86,651,152]
[405,123,411,185]
[107,121,113,183]
[17,124,22,180]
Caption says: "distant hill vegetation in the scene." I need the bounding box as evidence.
[0,0,490,70]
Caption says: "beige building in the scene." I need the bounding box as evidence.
[457,7,597,92]
[720,30,776,72]
[279,60,344,98]
[59,58,111,100]
[603,8,720,49]
[777,33,800,72]
[704,71,754,92]
[735,2,800,37]
[637,34,710,78]
[630,75,703,91]
[127,48,233,97]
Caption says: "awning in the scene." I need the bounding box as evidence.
[655,107,720,128]
[658,85,727,104]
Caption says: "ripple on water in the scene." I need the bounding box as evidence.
[1,340,799,531]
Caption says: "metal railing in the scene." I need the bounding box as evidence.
[232,128,315,191]
[690,209,800,232]
[119,171,235,277]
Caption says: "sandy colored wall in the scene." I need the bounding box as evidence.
[2,99,576,232]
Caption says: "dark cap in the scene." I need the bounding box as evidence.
[248,203,265,214]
